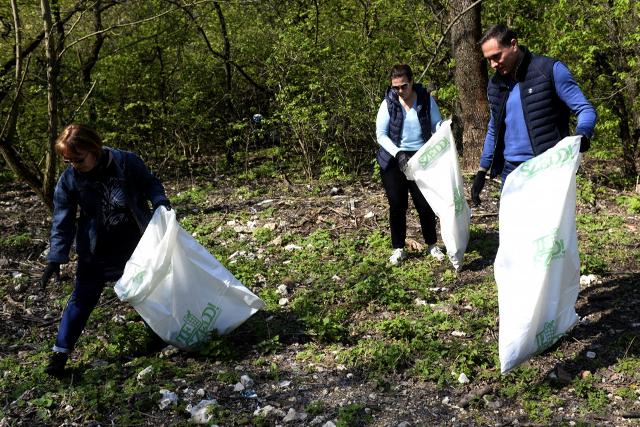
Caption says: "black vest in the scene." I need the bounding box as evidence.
[486,46,570,178]
[376,83,432,170]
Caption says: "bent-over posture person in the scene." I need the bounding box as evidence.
[41,124,171,376]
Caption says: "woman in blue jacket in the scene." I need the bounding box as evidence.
[40,124,170,376]
[376,64,445,266]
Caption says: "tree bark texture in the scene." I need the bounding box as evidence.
[449,0,488,171]
[41,0,59,209]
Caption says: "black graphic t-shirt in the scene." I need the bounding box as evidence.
[83,152,141,267]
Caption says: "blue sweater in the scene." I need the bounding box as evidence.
[376,95,442,156]
[480,61,596,170]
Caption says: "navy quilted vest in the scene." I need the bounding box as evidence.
[376,83,432,170]
[486,46,570,178]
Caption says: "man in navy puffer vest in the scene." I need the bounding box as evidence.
[471,24,597,205]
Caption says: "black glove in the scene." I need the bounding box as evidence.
[154,200,172,211]
[471,170,487,206]
[396,151,410,176]
[40,262,60,289]
[577,134,591,153]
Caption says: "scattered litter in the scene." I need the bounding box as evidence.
[158,389,178,410]
[11,272,23,279]
[196,388,206,397]
[186,399,218,424]
[451,330,467,337]
[241,390,258,398]
[586,351,596,359]
[257,199,274,206]
[136,366,153,382]
[329,187,342,196]
[457,373,470,384]
[159,345,180,358]
[442,396,450,405]
[254,405,286,418]
[111,314,126,324]
[276,284,288,295]
[64,405,73,412]
[414,298,428,306]
[233,382,245,392]
[241,374,254,388]
[278,298,289,306]
[278,380,291,388]
[364,211,375,219]
[580,274,600,286]
[284,244,302,251]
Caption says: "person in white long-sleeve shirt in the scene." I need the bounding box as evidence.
[375,64,445,266]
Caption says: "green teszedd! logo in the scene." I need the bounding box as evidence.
[176,303,222,347]
[132,271,145,287]
[453,186,464,216]
[518,144,577,178]
[533,228,565,266]
[536,320,563,352]
[418,137,450,168]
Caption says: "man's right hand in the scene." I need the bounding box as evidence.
[40,262,60,289]
[471,170,487,206]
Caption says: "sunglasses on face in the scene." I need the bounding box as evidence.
[392,82,410,92]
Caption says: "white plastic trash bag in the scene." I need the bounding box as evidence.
[495,136,582,373]
[406,119,471,269]
[114,207,265,349]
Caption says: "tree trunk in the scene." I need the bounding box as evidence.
[449,0,488,172]
[41,0,60,209]
[1,0,49,207]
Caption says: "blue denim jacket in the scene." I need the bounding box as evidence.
[47,147,169,263]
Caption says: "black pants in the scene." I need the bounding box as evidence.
[381,154,437,249]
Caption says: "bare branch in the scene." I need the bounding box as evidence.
[58,0,214,57]
[416,0,483,83]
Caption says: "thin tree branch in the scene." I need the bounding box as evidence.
[58,0,214,57]
[416,0,484,83]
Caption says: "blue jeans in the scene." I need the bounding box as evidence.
[501,160,524,187]
[53,261,124,353]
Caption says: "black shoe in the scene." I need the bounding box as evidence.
[45,352,69,377]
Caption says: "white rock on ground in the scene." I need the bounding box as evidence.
[282,408,308,423]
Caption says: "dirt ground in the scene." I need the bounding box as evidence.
[2,169,640,426]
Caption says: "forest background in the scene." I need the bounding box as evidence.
[2,1,640,425]
[1,0,639,202]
